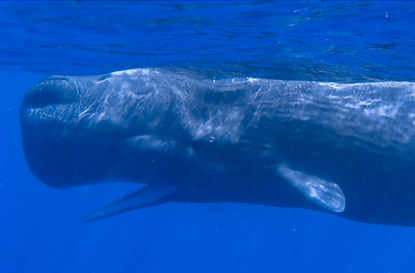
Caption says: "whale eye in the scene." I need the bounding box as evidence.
[22,79,78,109]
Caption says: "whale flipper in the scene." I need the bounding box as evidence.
[82,185,177,222]
[276,165,346,213]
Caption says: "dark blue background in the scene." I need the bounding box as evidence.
[1,2,415,272]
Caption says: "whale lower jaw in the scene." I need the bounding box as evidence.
[82,164,345,223]
[81,185,177,222]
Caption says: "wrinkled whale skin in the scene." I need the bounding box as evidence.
[20,68,415,226]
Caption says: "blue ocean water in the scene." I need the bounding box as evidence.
[1,1,415,272]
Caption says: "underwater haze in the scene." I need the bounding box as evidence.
[1,1,415,273]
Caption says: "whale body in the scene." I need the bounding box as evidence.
[19,68,415,226]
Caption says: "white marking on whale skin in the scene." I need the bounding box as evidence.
[77,101,98,121]
[276,165,346,213]
[111,68,153,77]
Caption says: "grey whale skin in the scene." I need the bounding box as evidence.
[20,68,415,226]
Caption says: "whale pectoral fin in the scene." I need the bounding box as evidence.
[81,185,177,222]
[276,165,346,213]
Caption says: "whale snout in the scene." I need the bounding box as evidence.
[19,77,87,188]
[19,77,80,133]
[21,77,78,110]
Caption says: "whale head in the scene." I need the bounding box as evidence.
[20,71,175,189]
[20,76,110,188]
